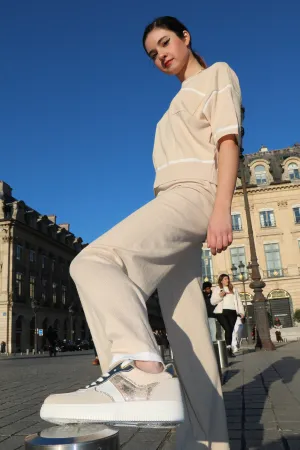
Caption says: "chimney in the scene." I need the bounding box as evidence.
[48,215,57,224]
[0,181,12,199]
[59,223,70,231]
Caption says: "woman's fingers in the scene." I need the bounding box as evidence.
[207,229,232,255]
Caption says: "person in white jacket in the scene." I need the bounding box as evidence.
[211,274,245,357]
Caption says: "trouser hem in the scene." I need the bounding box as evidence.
[110,352,163,368]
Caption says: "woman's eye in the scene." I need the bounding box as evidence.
[151,53,157,61]
[163,38,170,47]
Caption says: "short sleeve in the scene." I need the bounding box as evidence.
[203,63,242,147]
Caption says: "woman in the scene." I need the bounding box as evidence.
[211,274,245,357]
[40,16,241,449]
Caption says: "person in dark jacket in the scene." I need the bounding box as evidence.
[203,281,217,342]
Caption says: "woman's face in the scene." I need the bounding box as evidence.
[221,276,229,287]
[144,28,191,75]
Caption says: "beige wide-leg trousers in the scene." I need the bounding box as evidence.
[70,180,229,449]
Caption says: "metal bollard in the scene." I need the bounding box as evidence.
[213,342,222,381]
[24,424,119,449]
[217,340,228,369]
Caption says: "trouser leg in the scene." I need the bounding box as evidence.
[158,247,229,450]
[216,314,232,346]
[70,181,216,373]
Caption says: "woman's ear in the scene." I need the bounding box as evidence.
[182,30,191,47]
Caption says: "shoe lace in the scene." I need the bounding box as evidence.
[82,360,132,390]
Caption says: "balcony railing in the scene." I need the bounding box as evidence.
[202,275,219,285]
[232,273,249,282]
[202,274,250,285]
[263,268,287,279]
[232,225,243,232]
[261,220,276,228]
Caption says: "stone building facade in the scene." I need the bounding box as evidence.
[0,181,87,353]
[202,144,300,327]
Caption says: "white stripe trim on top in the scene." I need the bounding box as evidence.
[214,124,239,139]
[181,88,206,97]
[157,158,215,172]
[203,84,239,113]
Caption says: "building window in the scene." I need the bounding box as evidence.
[29,250,36,263]
[232,213,242,231]
[254,165,267,185]
[202,249,214,282]
[230,247,247,280]
[41,278,47,303]
[52,282,57,304]
[42,255,47,269]
[264,243,282,277]
[52,259,56,272]
[30,276,36,299]
[16,245,23,261]
[288,163,300,181]
[62,285,67,305]
[293,207,300,224]
[15,273,23,296]
[260,210,276,228]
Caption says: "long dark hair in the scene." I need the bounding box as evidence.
[142,16,207,68]
[218,274,234,293]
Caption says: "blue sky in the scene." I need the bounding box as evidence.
[1,1,299,243]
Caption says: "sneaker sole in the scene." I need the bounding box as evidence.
[40,400,184,426]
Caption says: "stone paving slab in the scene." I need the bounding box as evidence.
[0,343,300,449]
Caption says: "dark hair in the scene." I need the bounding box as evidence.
[218,274,234,293]
[202,281,212,290]
[142,16,207,68]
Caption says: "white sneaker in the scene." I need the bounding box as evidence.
[40,360,184,427]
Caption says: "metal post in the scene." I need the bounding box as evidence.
[25,424,120,449]
[34,311,38,354]
[31,300,39,354]
[70,315,73,342]
[241,273,252,343]
[239,107,275,351]
[213,342,222,381]
[69,304,75,343]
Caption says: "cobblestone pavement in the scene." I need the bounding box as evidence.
[0,343,300,449]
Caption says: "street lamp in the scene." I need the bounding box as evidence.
[68,304,75,342]
[31,299,39,353]
[239,107,275,350]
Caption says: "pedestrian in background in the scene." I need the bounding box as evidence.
[211,274,245,357]
[203,281,217,342]
[41,15,242,450]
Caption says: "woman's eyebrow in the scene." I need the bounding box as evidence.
[148,36,168,56]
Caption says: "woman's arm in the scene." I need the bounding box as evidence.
[207,135,239,256]
[211,287,225,306]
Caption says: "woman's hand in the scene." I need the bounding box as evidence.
[219,290,226,298]
[207,207,233,256]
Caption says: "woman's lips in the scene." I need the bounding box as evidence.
[164,59,173,68]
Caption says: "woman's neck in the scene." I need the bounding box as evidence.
[177,55,204,83]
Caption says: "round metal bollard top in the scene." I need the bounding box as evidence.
[25,424,119,450]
